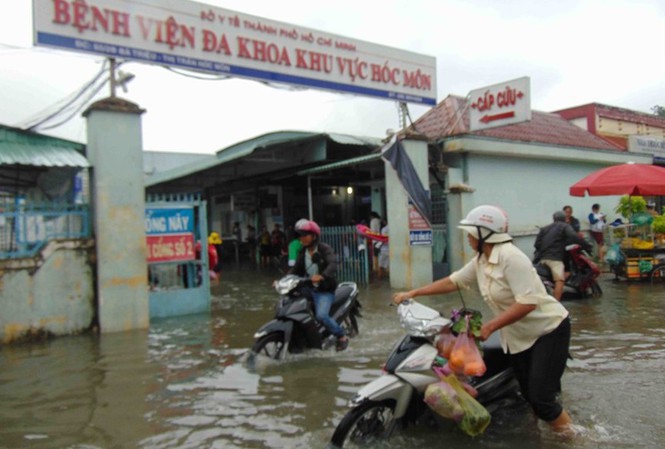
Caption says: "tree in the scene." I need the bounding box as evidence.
[652,105,665,117]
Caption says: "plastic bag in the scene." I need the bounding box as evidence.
[436,330,457,359]
[424,381,464,421]
[449,330,487,377]
[604,243,624,266]
[631,212,653,226]
[444,374,491,437]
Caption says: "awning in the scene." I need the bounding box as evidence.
[0,125,89,168]
[145,131,383,187]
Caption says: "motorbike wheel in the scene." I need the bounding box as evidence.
[343,310,360,338]
[650,264,665,285]
[590,281,603,298]
[329,400,395,449]
[251,332,287,359]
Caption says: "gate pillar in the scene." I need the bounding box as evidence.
[84,98,149,333]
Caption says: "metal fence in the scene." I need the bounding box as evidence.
[320,225,448,286]
[321,225,370,286]
[0,198,90,259]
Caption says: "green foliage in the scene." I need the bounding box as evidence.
[652,105,665,117]
[653,215,665,234]
[452,309,483,338]
[614,195,647,219]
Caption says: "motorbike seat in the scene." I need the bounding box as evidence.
[333,283,354,306]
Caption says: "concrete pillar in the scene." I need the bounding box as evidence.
[83,98,149,333]
[385,138,433,289]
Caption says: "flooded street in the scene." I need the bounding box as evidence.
[1,268,664,449]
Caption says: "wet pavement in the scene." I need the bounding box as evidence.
[1,268,664,449]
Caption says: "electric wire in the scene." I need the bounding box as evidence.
[22,60,112,131]
[161,65,230,80]
[35,75,111,131]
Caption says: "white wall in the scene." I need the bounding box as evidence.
[447,153,637,269]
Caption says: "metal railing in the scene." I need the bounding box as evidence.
[321,226,370,286]
[0,198,90,259]
[320,226,448,285]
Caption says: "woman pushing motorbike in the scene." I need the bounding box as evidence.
[392,205,575,434]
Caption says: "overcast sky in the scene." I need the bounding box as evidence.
[1,0,663,154]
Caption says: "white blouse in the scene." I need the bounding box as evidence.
[450,242,569,354]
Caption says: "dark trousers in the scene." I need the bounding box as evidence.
[510,317,571,422]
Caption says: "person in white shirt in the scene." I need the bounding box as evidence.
[393,205,574,434]
[588,203,606,261]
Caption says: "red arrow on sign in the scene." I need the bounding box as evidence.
[480,111,515,123]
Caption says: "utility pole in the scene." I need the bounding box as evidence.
[398,101,408,131]
[109,58,117,98]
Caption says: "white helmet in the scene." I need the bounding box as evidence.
[458,205,512,244]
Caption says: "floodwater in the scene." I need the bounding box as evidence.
[1,268,664,449]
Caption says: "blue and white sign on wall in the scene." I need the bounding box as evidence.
[409,230,432,246]
[408,201,432,246]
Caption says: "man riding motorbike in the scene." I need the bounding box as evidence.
[290,218,349,351]
[534,210,593,301]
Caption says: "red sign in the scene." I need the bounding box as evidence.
[146,234,195,263]
[408,204,430,231]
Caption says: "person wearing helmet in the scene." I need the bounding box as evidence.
[291,218,349,351]
[393,205,575,434]
[534,211,593,300]
[208,231,222,276]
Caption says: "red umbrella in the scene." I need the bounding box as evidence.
[570,163,665,197]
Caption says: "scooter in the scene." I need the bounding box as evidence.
[252,275,361,359]
[535,243,602,299]
[329,300,521,448]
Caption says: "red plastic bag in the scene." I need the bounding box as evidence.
[449,321,486,377]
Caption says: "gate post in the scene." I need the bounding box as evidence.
[84,98,149,333]
[385,138,433,289]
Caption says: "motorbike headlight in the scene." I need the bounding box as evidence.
[275,275,301,295]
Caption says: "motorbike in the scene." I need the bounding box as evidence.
[252,275,361,359]
[535,243,602,299]
[329,300,521,448]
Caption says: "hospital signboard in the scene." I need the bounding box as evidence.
[33,0,437,105]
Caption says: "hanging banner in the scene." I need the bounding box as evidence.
[33,0,437,105]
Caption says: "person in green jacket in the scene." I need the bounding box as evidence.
[288,235,303,268]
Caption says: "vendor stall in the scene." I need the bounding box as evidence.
[570,163,665,284]
[604,215,665,281]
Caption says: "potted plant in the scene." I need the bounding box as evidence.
[653,215,665,245]
[614,195,647,219]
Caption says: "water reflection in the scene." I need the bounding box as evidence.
[1,271,664,448]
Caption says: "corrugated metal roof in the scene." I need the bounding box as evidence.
[0,125,89,167]
[145,131,383,187]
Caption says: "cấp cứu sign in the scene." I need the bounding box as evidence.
[145,206,195,263]
[32,0,437,105]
